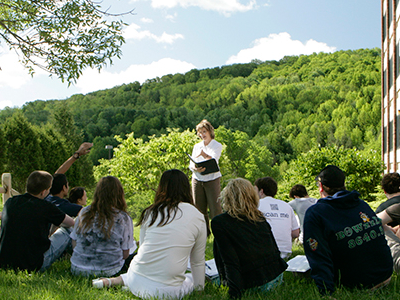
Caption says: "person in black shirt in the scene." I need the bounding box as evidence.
[211,178,287,299]
[0,171,74,272]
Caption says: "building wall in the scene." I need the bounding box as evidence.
[382,0,400,172]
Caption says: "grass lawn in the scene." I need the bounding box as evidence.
[0,198,397,299]
[1,240,400,300]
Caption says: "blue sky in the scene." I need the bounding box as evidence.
[0,0,381,109]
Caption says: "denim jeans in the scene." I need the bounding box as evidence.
[40,226,72,271]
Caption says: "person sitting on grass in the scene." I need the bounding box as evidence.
[212,178,288,299]
[92,169,207,300]
[377,203,400,273]
[304,165,393,296]
[288,184,317,243]
[68,187,88,206]
[46,142,93,218]
[70,176,136,277]
[0,171,74,272]
[376,172,400,214]
[255,176,300,259]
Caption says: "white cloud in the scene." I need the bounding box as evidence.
[166,13,178,22]
[150,0,256,15]
[226,32,337,64]
[124,23,184,44]
[0,47,32,89]
[141,17,154,23]
[75,58,196,94]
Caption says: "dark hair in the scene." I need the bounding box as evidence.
[137,169,194,227]
[50,173,68,195]
[381,173,400,194]
[289,184,308,198]
[78,176,127,239]
[69,187,86,204]
[254,177,278,197]
[321,185,345,196]
[26,171,53,195]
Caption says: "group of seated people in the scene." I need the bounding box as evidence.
[0,143,400,299]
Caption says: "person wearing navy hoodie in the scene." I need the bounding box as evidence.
[303,165,393,296]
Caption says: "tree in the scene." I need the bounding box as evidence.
[94,129,199,218]
[3,113,44,192]
[215,126,279,185]
[280,146,384,202]
[0,0,131,83]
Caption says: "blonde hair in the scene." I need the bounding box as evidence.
[196,119,215,139]
[220,178,264,222]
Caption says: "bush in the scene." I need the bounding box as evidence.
[279,146,384,201]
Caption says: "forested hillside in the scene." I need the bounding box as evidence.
[0,48,383,198]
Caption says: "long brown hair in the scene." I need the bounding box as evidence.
[78,176,127,239]
[221,178,264,222]
[137,169,194,227]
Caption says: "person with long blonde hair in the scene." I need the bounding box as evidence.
[92,169,207,300]
[70,176,135,277]
[211,178,287,299]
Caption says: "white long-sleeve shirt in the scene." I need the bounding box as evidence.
[189,139,222,182]
[128,203,207,287]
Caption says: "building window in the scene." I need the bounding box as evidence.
[389,0,393,25]
[397,114,400,149]
[397,43,400,79]
[384,68,387,97]
[390,119,394,152]
[390,56,394,88]
[384,125,388,155]
[383,12,387,39]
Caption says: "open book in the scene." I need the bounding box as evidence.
[187,153,220,175]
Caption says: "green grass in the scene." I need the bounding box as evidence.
[1,242,400,300]
[1,198,398,299]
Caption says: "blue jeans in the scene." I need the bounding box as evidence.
[40,227,71,271]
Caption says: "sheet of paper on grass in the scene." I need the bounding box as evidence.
[285,255,311,272]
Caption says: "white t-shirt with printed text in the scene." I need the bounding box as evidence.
[258,196,300,258]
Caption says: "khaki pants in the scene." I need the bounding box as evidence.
[192,177,222,233]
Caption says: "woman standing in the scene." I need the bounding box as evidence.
[211,178,287,299]
[92,169,207,300]
[70,176,135,277]
[190,119,223,232]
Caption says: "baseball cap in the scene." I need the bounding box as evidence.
[316,165,345,188]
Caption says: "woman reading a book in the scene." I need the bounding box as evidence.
[92,169,207,299]
[211,178,287,299]
[189,119,223,233]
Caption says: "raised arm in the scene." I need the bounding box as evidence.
[55,142,93,174]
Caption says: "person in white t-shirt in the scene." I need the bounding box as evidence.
[92,169,207,300]
[255,177,300,259]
